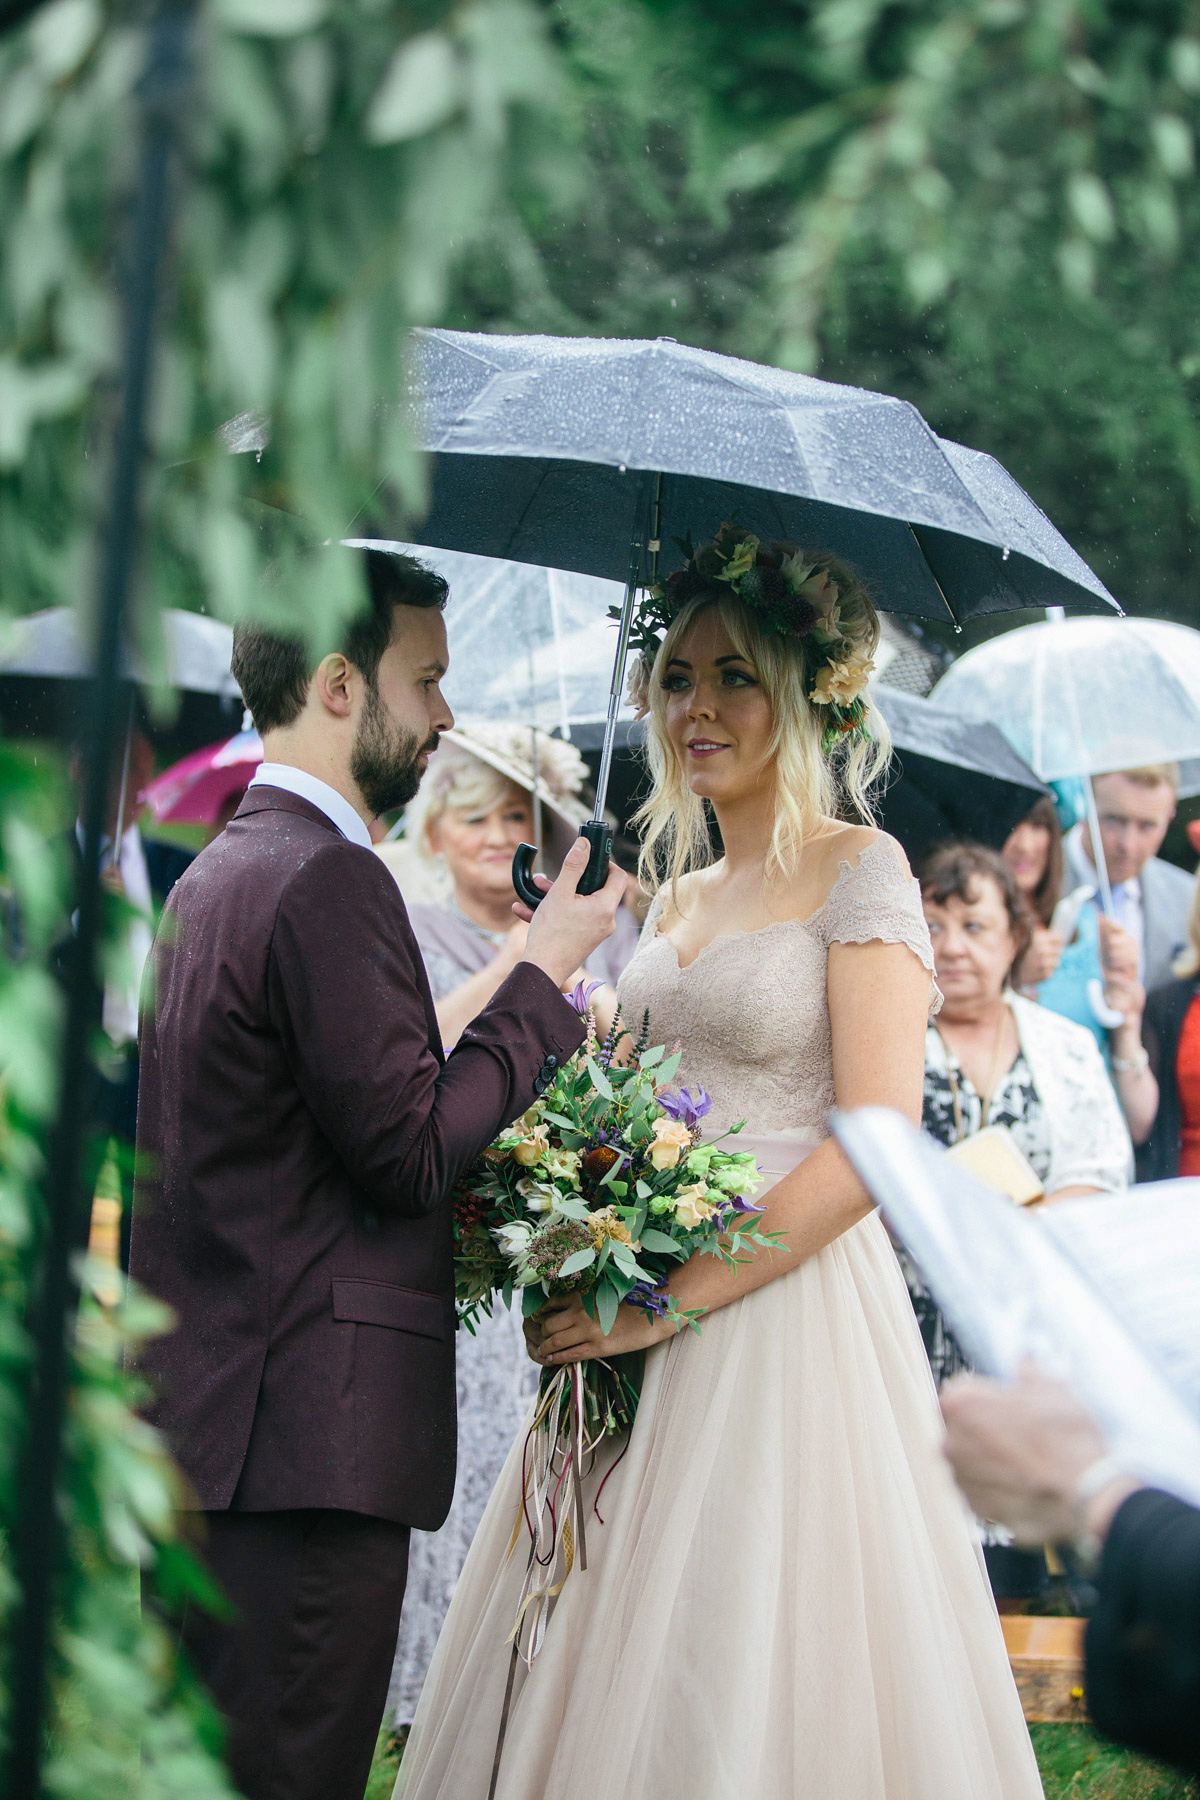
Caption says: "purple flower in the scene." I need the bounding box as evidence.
[728,1193,766,1215]
[657,1086,712,1129]
[569,978,603,1015]
[625,1278,671,1319]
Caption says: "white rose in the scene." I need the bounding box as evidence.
[672,1181,717,1231]
[513,1124,550,1167]
[517,1176,562,1215]
[492,1220,534,1260]
[649,1117,692,1171]
[542,1147,581,1186]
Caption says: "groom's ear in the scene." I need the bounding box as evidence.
[314,652,355,719]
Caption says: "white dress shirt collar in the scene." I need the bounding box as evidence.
[249,762,373,849]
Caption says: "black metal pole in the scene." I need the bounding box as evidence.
[6,5,192,1793]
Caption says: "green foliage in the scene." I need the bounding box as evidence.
[0,744,236,1794]
[0,0,583,644]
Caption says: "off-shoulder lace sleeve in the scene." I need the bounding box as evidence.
[820,836,942,1014]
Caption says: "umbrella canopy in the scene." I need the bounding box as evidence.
[929,617,1200,781]
[871,687,1051,858]
[0,606,242,754]
[142,728,262,826]
[342,540,629,736]
[406,330,1119,627]
[0,606,238,696]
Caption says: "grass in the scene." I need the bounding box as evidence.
[365,1727,407,1800]
[363,1722,1198,1799]
[1031,1725,1198,1800]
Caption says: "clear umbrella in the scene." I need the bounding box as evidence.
[343,541,628,738]
[931,613,1200,927]
[344,540,630,866]
[930,616,1200,784]
[0,605,241,849]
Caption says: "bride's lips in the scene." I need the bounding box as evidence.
[686,739,730,758]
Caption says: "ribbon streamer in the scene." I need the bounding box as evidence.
[487,1364,611,1798]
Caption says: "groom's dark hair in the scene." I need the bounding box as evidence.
[233,546,448,734]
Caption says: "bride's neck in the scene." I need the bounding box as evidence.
[710,786,778,877]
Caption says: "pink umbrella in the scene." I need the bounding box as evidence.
[142,729,262,826]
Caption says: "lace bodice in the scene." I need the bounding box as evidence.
[617,836,938,1138]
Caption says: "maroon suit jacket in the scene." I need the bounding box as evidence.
[131,786,584,1528]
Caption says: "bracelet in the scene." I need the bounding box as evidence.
[1111,1047,1149,1075]
[1073,1453,1128,1510]
[1070,1454,1130,1572]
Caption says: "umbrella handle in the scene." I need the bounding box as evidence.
[513,842,542,908]
[513,822,613,910]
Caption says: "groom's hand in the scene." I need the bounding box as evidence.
[518,838,627,989]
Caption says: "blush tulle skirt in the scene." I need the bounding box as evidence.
[395,1136,1042,1800]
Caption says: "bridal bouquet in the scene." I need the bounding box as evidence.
[453,983,774,1441]
[454,985,777,1691]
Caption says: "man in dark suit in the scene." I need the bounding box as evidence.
[131,547,624,1800]
[941,1367,1200,1776]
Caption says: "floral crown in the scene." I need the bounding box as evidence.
[621,524,876,750]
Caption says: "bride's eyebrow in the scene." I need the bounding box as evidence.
[665,657,692,670]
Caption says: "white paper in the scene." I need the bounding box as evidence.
[834,1108,1200,1511]
[1040,1184,1200,1411]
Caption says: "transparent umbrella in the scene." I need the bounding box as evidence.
[344,541,630,865]
[931,614,1200,918]
[344,541,628,738]
[930,616,1200,783]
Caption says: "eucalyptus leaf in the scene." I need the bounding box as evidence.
[367,31,461,143]
[585,1055,613,1101]
[596,1281,620,1336]
[557,1247,597,1277]
[637,1226,683,1255]
[522,1284,544,1317]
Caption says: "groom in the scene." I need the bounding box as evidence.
[131,546,624,1800]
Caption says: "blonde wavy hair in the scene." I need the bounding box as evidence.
[633,564,890,897]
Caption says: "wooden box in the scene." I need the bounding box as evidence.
[1001,1615,1088,1723]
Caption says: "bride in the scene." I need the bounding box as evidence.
[397,531,1041,1800]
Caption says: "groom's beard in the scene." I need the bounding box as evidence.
[351,684,439,816]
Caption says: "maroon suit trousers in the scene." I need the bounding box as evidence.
[168,1510,410,1800]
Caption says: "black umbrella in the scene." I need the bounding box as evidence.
[561,692,1050,867]
[403,329,1117,899]
[871,686,1051,860]
[0,606,243,756]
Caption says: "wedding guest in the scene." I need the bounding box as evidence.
[386,725,635,1725]
[941,1367,1200,1778]
[1003,796,1065,990]
[397,724,638,1049]
[1138,870,1200,1180]
[131,545,625,1800]
[912,842,1136,1599]
[1062,765,1192,994]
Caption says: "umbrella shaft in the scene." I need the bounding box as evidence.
[1083,773,1115,919]
[591,473,660,823]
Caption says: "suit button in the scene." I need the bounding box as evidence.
[534,1076,546,1094]
[545,1055,557,1070]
